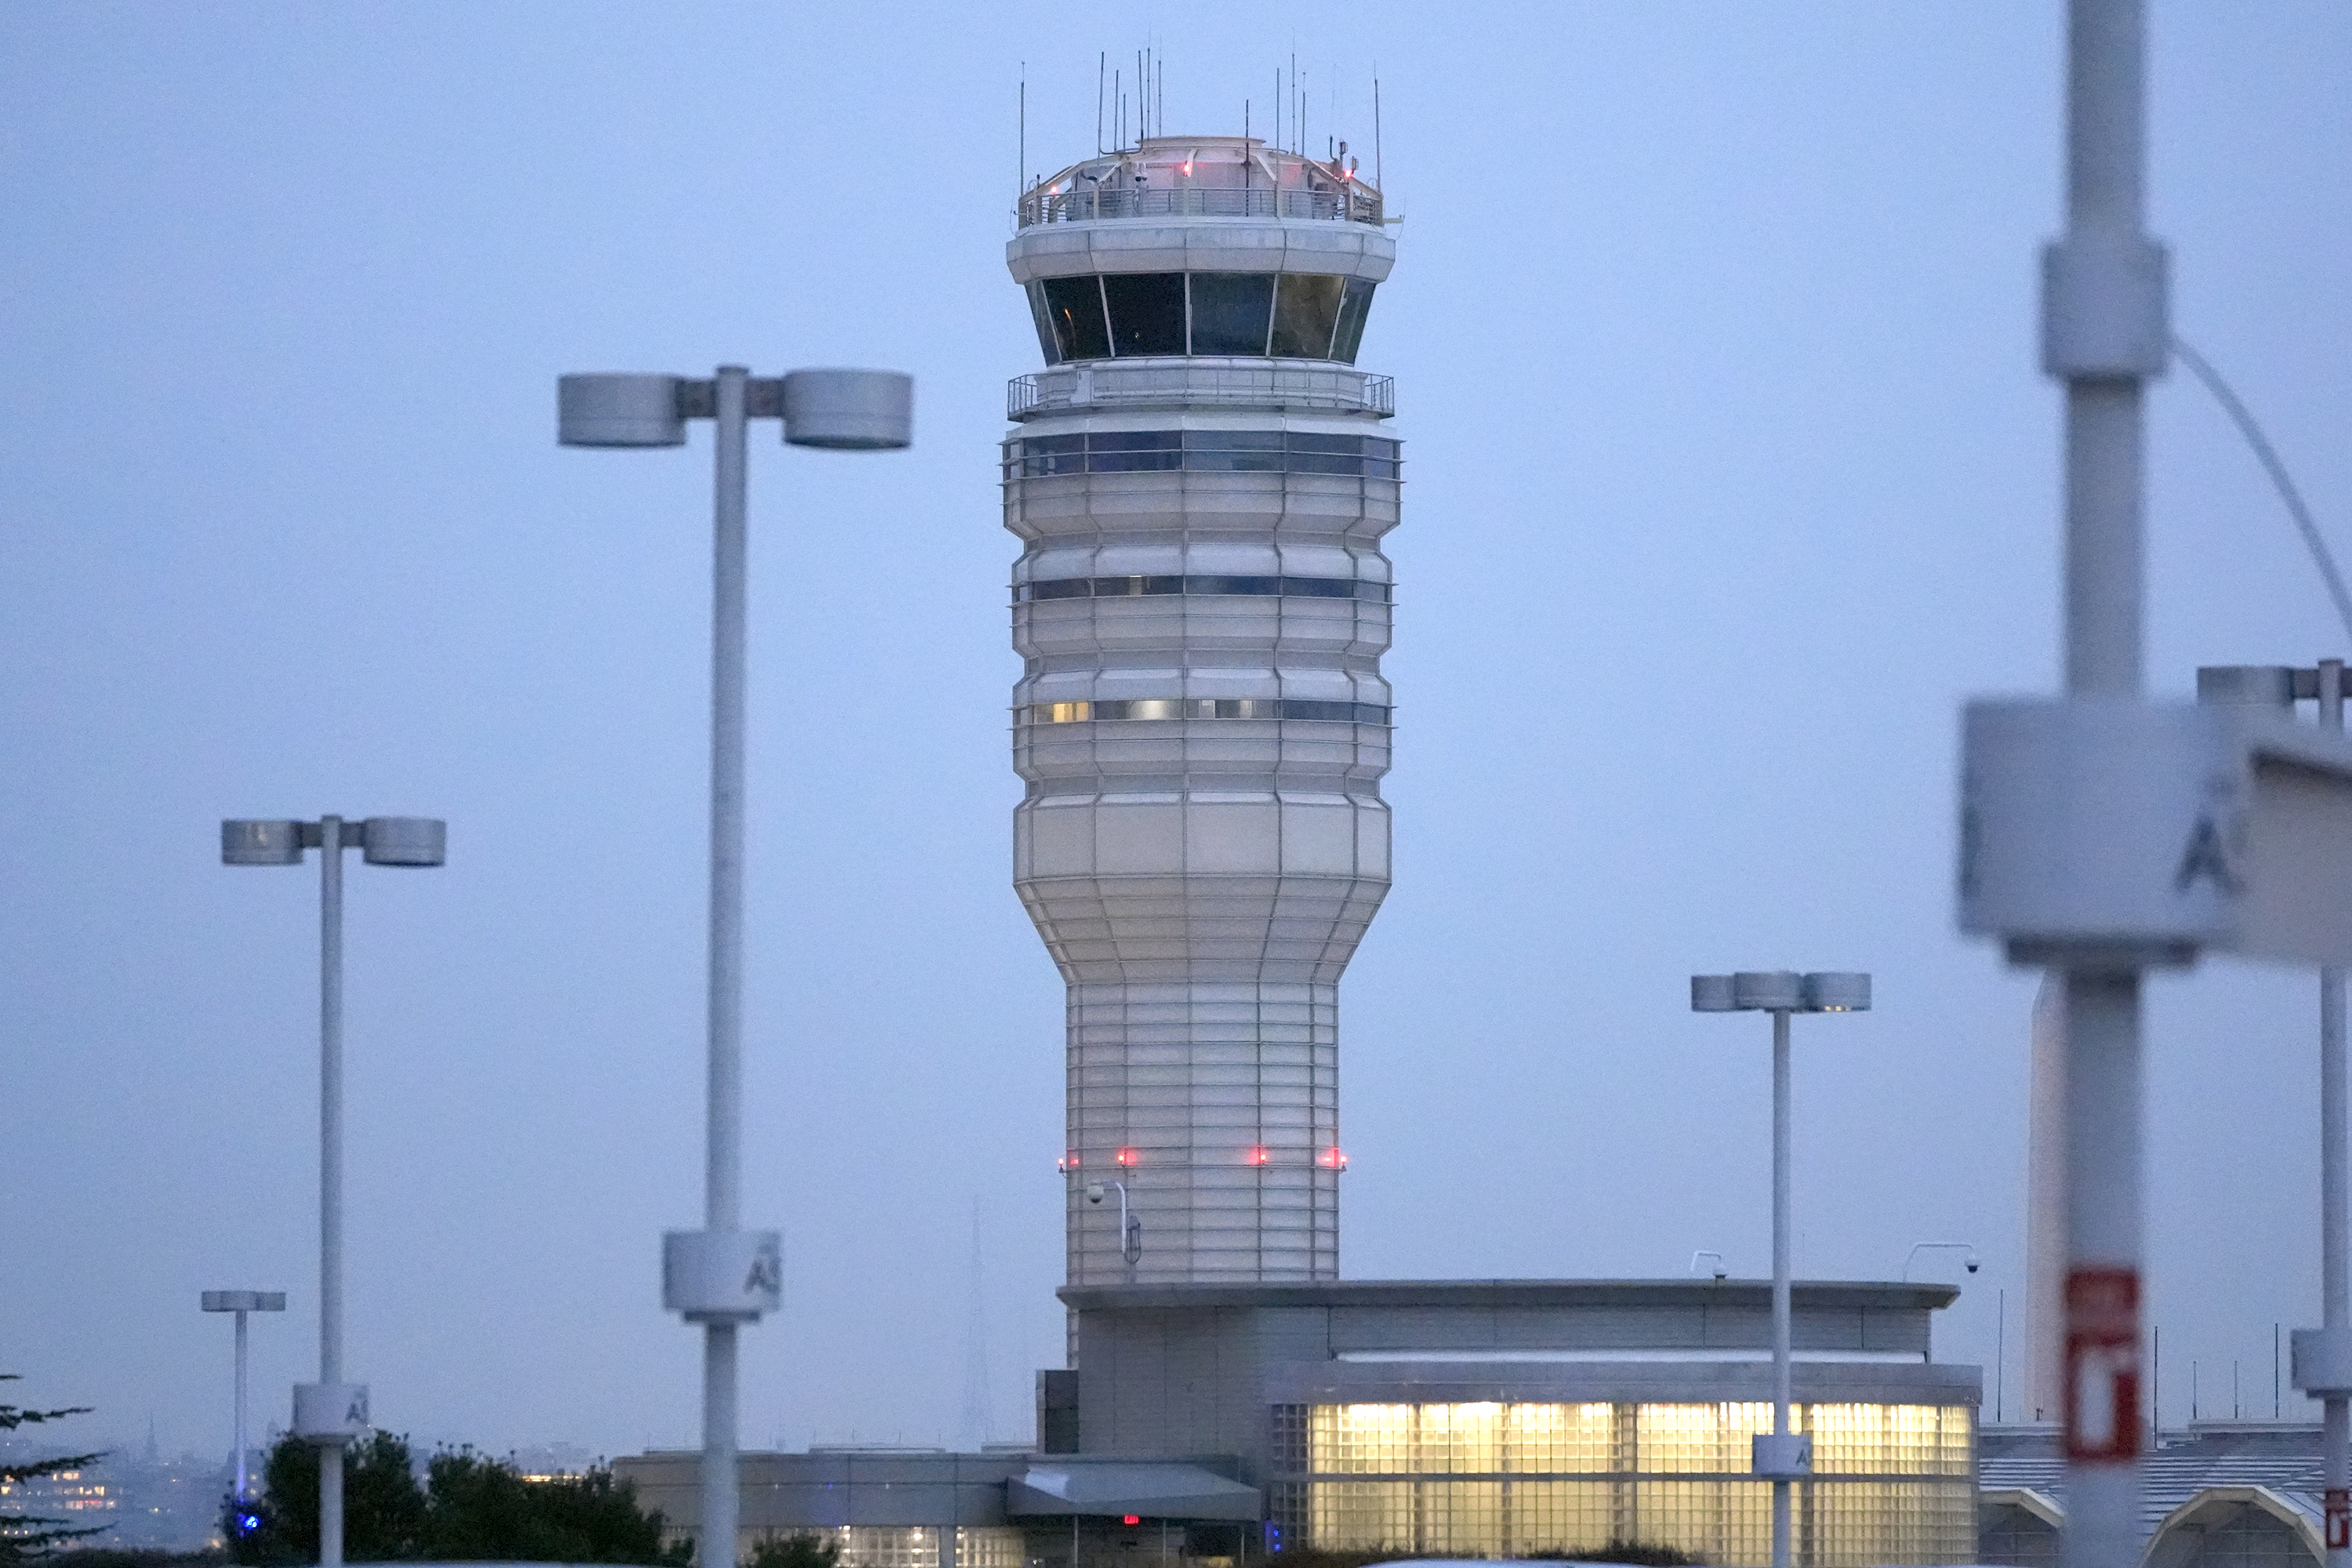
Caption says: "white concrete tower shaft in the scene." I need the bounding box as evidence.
[1005,137,1396,1285]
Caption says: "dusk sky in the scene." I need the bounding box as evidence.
[6,2,2350,1460]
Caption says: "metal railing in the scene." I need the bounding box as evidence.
[1008,364,1394,420]
[1018,183,1383,230]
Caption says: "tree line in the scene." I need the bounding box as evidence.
[227,1432,690,1565]
[2,1378,840,1568]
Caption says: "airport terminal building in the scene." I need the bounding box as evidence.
[618,1277,1979,1566]
[1061,1277,1975,1562]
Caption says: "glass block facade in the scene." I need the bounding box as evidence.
[808,1526,1028,1568]
[1270,1401,1975,1566]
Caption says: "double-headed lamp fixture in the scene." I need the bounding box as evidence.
[1690,971,1872,1015]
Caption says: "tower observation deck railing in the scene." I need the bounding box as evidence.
[1018,183,1383,229]
[1009,361,1394,421]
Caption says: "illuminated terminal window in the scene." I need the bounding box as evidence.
[1029,272,1377,365]
[1281,1401,1974,1568]
[1016,574,1392,604]
[1019,699,1390,725]
[810,1527,1025,1568]
[1005,429,1400,481]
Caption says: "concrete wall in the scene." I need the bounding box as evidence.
[613,1450,1025,1562]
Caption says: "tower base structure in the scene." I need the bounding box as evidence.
[1058,978,1343,1283]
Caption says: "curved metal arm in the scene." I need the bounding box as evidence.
[1089,1180,1144,1267]
[1903,1241,1980,1280]
[2171,335,2352,645]
[1690,1250,1727,1279]
[1112,1181,1142,1265]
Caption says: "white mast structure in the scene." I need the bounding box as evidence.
[1005,136,1396,1286]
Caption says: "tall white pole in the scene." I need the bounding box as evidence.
[2027,978,2068,1421]
[2060,6,2147,704]
[2050,7,2156,1568]
[234,1308,250,1505]
[702,365,750,1568]
[2323,659,2347,1568]
[2059,968,2140,1568]
[318,815,346,1568]
[2057,2,2151,1565]
[1771,1007,1794,1568]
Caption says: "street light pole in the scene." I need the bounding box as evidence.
[201,1290,285,1521]
[1692,970,1871,1568]
[237,1307,250,1499]
[2048,9,2164,1566]
[704,366,750,1568]
[2326,659,2350,1568]
[1967,19,2352,1568]
[558,364,910,1568]
[221,815,445,1568]
[1770,1003,1793,1568]
[318,815,347,1568]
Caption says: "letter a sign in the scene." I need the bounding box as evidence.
[743,1252,780,1296]
[2065,1267,2141,1463]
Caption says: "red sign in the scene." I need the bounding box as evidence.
[2064,1267,2141,1463]
[2325,1489,2348,1551]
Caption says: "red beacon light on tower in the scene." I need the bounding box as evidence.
[1245,1145,1271,1167]
[1115,1146,1139,1167]
[1317,1146,1349,1171]
[1056,1150,1080,1174]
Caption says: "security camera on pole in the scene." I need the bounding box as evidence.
[1083,1182,1142,1279]
[1903,1243,1981,1280]
[220,815,446,1568]
[557,365,910,1568]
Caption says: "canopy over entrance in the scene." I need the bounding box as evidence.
[1008,1463,1260,1522]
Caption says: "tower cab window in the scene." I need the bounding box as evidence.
[1026,273,1378,365]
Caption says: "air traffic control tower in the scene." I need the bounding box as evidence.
[614,137,1977,1564]
[1004,137,1398,1287]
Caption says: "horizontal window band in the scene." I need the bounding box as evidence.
[1007,429,1400,481]
[1018,574,1390,604]
[1022,699,1391,724]
[1008,453,1399,477]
